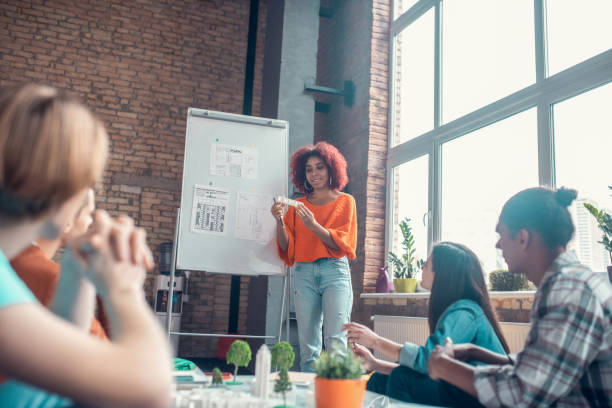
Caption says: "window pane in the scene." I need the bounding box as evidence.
[393,0,419,20]
[392,8,434,146]
[442,0,535,124]
[554,83,612,271]
[547,1,612,76]
[441,108,538,274]
[392,155,429,279]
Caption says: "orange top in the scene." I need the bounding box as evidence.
[9,245,109,341]
[277,193,357,266]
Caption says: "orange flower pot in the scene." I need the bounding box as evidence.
[314,377,366,408]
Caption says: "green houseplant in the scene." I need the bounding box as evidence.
[271,341,295,408]
[388,217,423,292]
[226,340,251,385]
[313,348,365,408]
[489,269,530,291]
[584,186,612,281]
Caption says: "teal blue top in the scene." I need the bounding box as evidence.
[0,249,72,408]
[399,299,506,374]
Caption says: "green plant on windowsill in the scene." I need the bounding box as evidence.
[489,269,531,292]
[388,217,424,292]
[583,186,612,274]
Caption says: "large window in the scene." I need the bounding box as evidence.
[388,1,612,275]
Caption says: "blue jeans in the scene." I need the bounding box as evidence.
[292,257,353,372]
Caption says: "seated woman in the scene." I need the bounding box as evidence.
[344,242,509,407]
[0,84,172,407]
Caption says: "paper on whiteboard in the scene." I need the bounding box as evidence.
[234,192,275,242]
[191,185,230,235]
[210,143,258,179]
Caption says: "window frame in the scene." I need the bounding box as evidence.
[386,0,612,271]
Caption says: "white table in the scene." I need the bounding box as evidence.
[172,370,440,407]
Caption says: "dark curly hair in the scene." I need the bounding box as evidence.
[290,141,348,194]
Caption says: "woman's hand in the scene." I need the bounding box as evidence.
[343,322,380,349]
[70,210,152,298]
[270,201,286,224]
[296,203,318,230]
[352,343,377,372]
[428,337,454,380]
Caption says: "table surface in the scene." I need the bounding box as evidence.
[173,370,440,407]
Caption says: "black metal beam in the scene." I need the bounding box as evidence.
[304,80,355,107]
[229,0,260,335]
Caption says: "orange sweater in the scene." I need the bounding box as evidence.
[9,245,109,341]
[277,193,357,266]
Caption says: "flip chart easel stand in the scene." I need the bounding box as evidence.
[166,208,289,345]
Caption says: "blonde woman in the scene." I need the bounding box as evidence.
[0,84,172,407]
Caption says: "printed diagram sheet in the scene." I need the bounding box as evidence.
[234,192,274,242]
[190,185,230,236]
[210,143,258,179]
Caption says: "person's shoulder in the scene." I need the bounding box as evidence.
[542,268,611,312]
[445,299,485,316]
[337,192,355,206]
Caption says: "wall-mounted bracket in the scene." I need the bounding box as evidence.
[304,80,355,107]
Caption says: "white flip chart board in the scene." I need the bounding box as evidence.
[176,108,288,276]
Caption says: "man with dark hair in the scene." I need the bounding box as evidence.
[428,187,612,407]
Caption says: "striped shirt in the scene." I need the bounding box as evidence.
[474,251,612,407]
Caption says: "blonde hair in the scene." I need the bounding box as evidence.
[0,84,108,218]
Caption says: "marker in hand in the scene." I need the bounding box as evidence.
[273,197,285,228]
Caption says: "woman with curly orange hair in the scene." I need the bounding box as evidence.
[270,141,357,372]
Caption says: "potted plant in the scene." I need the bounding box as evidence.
[313,348,365,408]
[271,341,295,408]
[489,269,531,291]
[388,217,423,293]
[226,340,251,385]
[584,187,612,281]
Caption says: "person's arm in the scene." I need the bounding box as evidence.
[271,201,289,251]
[352,343,399,375]
[48,249,96,331]
[0,212,172,408]
[296,203,340,249]
[397,306,480,374]
[428,338,478,397]
[453,343,512,365]
[344,322,403,361]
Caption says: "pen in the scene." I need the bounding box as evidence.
[273,197,285,228]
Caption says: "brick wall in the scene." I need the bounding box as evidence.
[315,0,390,323]
[0,0,267,358]
[361,293,534,325]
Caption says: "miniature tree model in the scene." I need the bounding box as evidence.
[211,367,223,387]
[226,340,251,385]
[271,341,295,408]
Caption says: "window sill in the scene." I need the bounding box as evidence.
[360,290,536,300]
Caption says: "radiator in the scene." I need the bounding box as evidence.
[371,315,529,360]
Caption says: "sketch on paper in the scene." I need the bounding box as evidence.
[191,185,231,236]
[210,143,258,179]
[234,192,275,242]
